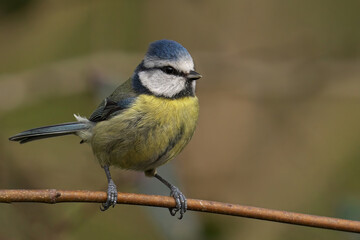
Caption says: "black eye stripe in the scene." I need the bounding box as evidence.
[162,66,176,75]
[160,66,187,77]
[143,65,186,77]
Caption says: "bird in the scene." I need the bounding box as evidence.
[9,39,201,219]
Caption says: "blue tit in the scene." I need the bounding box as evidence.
[9,39,202,219]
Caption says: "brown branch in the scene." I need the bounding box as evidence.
[0,189,359,233]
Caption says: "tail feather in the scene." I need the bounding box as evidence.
[9,122,90,144]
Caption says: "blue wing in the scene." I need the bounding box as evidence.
[89,78,138,122]
[89,97,136,122]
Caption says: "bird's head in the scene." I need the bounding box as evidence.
[133,39,201,98]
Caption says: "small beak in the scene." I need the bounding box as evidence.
[187,70,202,81]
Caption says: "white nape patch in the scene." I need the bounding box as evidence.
[74,114,89,123]
[144,55,194,73]
[139,70,186,98]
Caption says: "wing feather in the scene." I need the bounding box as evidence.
[89,78,139,122]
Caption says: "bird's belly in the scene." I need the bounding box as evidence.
[91,95,199,171]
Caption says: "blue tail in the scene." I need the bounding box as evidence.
[9,122,90,144]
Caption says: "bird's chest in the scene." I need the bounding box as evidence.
[92,95,199,170]
[133,95,199,133]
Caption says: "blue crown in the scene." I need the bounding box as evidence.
[146,39,191,61]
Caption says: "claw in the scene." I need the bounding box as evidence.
[169,186,187,219]
[169,208,177,216]
[154,173,187,219]
[100,179,117,211]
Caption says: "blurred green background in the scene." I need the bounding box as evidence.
[1,0,360,239]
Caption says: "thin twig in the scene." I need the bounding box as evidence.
[0,189,359,233]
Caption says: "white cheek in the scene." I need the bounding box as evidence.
[139,71,186,98]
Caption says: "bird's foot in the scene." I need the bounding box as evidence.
[169,186,187,219]
[100,179,117,211]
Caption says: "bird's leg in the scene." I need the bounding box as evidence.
[100,165,118,211]
[154,173,187,219]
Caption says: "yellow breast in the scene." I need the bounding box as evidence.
[91,95,199,172]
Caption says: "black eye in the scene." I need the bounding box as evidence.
[162,66,176,75]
